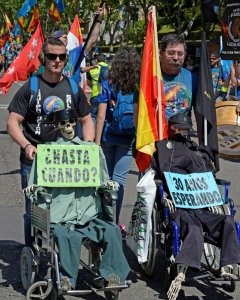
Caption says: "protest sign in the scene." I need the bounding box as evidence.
[164,172,224,209]
[37,144,100,187]
[221,1,240,60]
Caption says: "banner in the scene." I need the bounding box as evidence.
[221,0,240,60]
[164,172,224,209]
[37,144,100,187]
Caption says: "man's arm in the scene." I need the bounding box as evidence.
[79,114,95,141]
[7,112,37,160]
[84,7,104,53]
[95,102,107,145]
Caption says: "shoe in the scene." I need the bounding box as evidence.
[119,224,127,240]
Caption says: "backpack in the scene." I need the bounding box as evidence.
[98,65,109,83]
[108,91,135,136]
[29,75,79,107]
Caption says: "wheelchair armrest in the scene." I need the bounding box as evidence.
[37,191,52,205]
[155,179,163,187]
[216,178,231,186]
[154,175,163,187]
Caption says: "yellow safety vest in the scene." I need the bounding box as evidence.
[89,62,108,98]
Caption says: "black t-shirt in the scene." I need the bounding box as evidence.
[8,75,91,164]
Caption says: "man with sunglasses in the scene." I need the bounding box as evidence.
[159,33,197,120]
[7,37,95,246]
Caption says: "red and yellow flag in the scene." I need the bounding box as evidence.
[18,16,26,29]
[49,0,61,22]
[27,6,40,32]
[135,8,168,172]
[4,13,13,31]
[0,26,5,38]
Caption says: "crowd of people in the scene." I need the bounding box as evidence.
[4,6,240,297]
[0,42,22,76]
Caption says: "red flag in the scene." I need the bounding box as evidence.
[135,9,168,172]
[0,23,44,94]
[49,1,61,22]
[27,6,40,32]
[0,33,10,48]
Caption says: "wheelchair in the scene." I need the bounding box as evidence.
[20,178,131,300]
[140,175,240,298]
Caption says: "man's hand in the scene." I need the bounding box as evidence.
[24,144,37,160]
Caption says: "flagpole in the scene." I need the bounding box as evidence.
[73,0,105,74]
[152,6,162,140]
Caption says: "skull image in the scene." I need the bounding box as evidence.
[45,108,79,140]
[57,118,76,140]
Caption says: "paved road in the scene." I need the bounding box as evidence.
[0,82,240,299]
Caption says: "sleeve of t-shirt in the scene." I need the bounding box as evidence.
[191,71,198,107]
[8,81,31,117]
[75,86,91,118]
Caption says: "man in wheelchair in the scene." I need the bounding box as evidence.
[151,113,240,299]
[25,108,130,294]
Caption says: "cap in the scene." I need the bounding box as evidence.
[97,53,106,62]
[51,30,67,39]
[44,108,79,125]
[168,113,192,129]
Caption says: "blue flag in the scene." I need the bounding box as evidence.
[13,23,21,37]
[17,0,37,18]
[54,0,64,13]
[68,45,84,85]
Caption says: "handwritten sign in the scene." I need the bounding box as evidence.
[164,172,224,209]
[37,144,100,187]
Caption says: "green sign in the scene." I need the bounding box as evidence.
[37,144,100,187]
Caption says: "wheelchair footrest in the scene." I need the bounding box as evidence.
[97,280,132,292]
[64,289,92,295]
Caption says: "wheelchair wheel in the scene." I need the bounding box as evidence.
[26,281,53,300]
[203,205,228,274]
[204,242,221,273]
[140,204,159,276]
[20,247,36,291]
[104,290,119,300]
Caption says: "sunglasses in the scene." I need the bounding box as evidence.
[45,53,67,61]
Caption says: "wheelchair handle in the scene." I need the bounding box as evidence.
[37,191,52,205]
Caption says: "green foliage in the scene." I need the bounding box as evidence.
[0,0,226,48]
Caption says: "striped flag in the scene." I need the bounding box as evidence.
[27,6,40,32]
[4,13,13,30]
[135,8,168,172]
[67,16,83,51]
[67,16,85,88]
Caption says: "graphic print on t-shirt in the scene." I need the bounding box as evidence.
[43,95,65,114]
[164,81,192,120]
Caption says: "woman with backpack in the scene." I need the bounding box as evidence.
[95,47,141,227]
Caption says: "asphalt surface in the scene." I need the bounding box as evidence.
[0,82,240,299]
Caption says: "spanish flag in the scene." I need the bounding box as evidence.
[49,0,61,22]
[135,7,168,172]
[27,6,40,32]
[18,16,26,28]
[0,26,5,38]
[4,13,13,30]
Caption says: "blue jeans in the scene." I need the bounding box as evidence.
[20,162,33,246]
[102,142,132,222]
